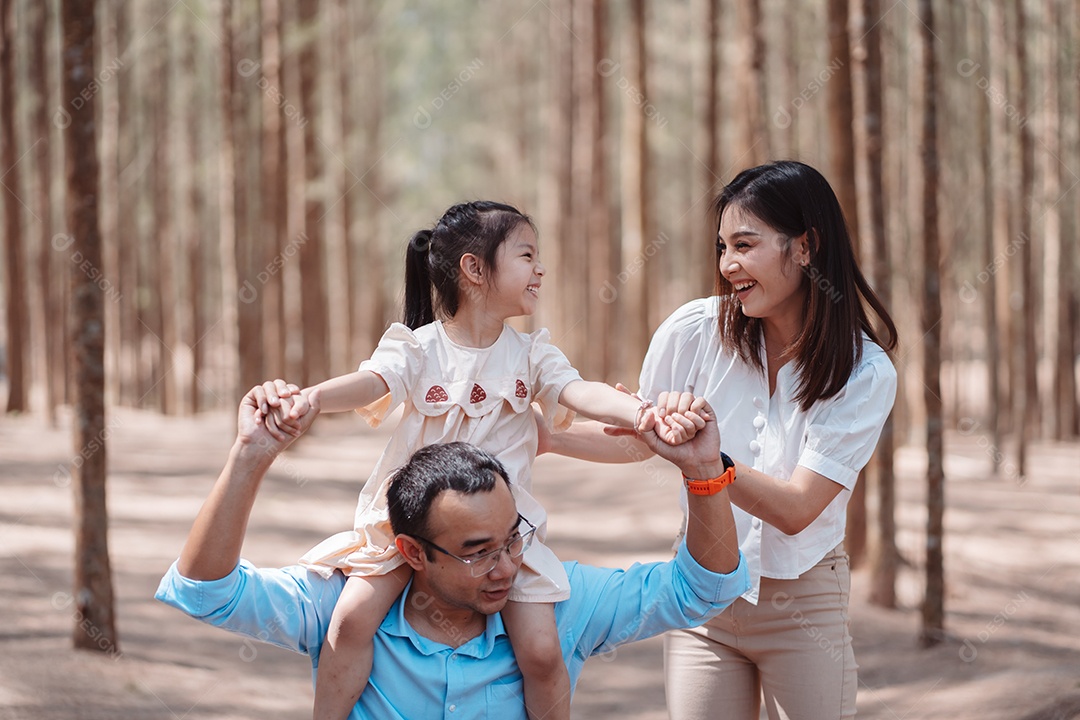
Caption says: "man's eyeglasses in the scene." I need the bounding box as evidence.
[412,514,537,577]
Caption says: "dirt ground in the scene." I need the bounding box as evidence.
[2,405,1079,719]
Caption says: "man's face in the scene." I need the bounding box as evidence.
[417,480,523,616]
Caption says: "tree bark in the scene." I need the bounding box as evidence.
[181,9,204,412]
[854,0,898,608]
[1014,0,1037,477]
[259,0,286,378]
[62,0,118,654]
[218,0,240,401]
[1,0,28,413]
[618,0,651,383]
[537,0,573,350]
[153,13,177,413]
[1047,0,1076,440]
[234,1,264,394]
[355,1,386,351]
[297,0,328,387]
[582,0,613,380]
[973,1,1002,467]
[696,0,721,298]
[917,0,945,648]
[737,0,768,165]
[28,0,57,423]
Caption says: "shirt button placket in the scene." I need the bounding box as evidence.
[446,653,464,717]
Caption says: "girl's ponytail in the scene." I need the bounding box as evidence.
[404,229,435,329]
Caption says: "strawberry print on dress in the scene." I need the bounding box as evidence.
[470,384,487,403]
[425,385,449,403]
[515,379,528,398]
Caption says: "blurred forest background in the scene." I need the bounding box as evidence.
[1,0,1078,654]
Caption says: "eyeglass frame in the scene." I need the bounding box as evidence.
[410,513,537,577]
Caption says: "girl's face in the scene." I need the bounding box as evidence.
[488,224,545,319]
[717,205,810,328]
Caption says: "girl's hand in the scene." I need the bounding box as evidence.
[642,392,712,446]
[250,379,304,435]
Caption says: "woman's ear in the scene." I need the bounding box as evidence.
[395,535,428,572]
[794,232,813,267]
[459,253,485,286]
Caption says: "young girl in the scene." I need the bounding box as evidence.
[259,201,704,720]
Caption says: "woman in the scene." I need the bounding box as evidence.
[548,160,897,719]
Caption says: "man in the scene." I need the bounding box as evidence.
[156,386,749,718]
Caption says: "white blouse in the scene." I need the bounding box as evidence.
[639,297,897,603]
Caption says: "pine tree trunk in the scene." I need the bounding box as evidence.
[537,0,573,347]
[258,0,287,376]
[618,0,651,382]
[973,1,1002,467]
[297,0,328,387]
[153,19,178,413]
[29,0,57,423]
[1047,0,1076,440]
[234,2,264,394]
[697,0,721,297]
[737,0,768,164]
[356,1,386,349]
[1,0,28,413]
[855,0,898,608]
[98,0,120,409]
[62,0,118,654]
[218,0,240,400]
[569,0,597,373]
[115,1,137,408]
[1014,0,1037,478]
[918,0,945,648]
[182,11,204,412]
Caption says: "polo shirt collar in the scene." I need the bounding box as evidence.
[381,580,508,658]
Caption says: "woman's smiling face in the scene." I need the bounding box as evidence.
[717,205,810,328]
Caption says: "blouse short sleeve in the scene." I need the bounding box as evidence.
[528,328,583,432]
[355,323,425,428]
[798,343,897,489]
[638,298,719,402]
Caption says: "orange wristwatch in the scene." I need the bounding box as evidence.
[683,452,736,495]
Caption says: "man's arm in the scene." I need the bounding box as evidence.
[633,395,740,575]
[177,384,321,580]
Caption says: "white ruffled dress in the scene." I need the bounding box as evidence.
[299,320,581,602]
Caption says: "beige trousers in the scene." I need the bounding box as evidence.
[664,545,857,720]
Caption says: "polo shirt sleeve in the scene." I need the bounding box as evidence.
[798,346,898,489]
[637,298,717,401]
[155,560,344,657]
[565,544,749,660]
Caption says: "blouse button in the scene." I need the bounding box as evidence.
[753,415,765,429]
[749,440,762,454]
[752,396,764,409]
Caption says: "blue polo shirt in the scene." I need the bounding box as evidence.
[156,543,748,719]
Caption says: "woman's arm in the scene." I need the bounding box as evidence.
[726,463,843,536]
[541,418,656,464]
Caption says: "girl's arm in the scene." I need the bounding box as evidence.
[252,371,390,421]
[557,379,646,427]
[557,381,707,447]
[300,371,390,414]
